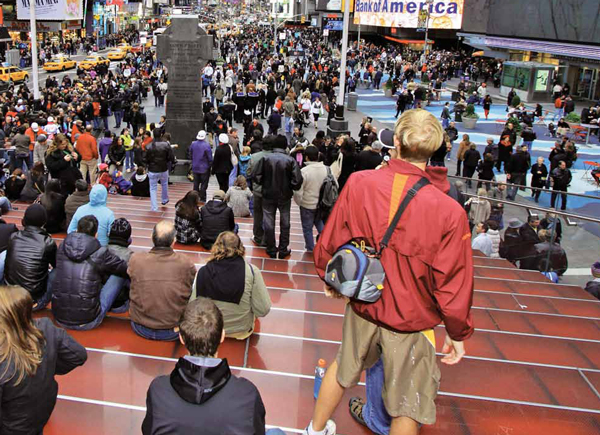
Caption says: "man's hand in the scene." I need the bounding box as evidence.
[441,333,466,365]
[324,285,343,299]
[324,285,349,303]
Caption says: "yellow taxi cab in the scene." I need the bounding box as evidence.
[0,66,28,83]
[43,56,77,72]
[107,49,127,61]
[117,43,132,53]
[78,55,111,70]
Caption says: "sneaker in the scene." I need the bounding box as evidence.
[349,397,367,427]
[161,200,169,206]
[302,420,337,435]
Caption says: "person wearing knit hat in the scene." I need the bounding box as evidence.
[108,218,132,248]
[585,262,600,300]
[23,203,48,228]
[4,203,58,311]
[107,218,134,314]
[199,189,236,249]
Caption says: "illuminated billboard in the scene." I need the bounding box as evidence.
[17,0,84,21]
[354,0,464,29]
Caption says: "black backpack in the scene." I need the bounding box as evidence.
[316,167,339,223]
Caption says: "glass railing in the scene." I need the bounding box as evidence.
[448,175,600,287]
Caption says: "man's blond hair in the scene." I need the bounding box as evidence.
[393,109,444,163]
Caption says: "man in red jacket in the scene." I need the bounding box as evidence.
[76,124,99,183]
[304,109,474,435]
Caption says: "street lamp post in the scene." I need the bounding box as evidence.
[422,0,434,62]
[327,0,350,137]
[28,0,40,100]
[273,0,278,54]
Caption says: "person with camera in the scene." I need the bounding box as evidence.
[303,110,474,435]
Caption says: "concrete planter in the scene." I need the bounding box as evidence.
[462,117,478,129]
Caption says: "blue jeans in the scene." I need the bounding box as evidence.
[299,207,324,251]
[114,110,123,127]
[131,321,179,341]
[148,170,169,211]
[229,164,238,187]
[0,250,6,283]
[0,197,12,214]
[263,199,291,256]
[125,150,134,170]
[522,140,533,153]
[265,430,285,435]
[441,118,449,129]
[363,359,391,435]
[32,269,56,312]
[61,276,127,331]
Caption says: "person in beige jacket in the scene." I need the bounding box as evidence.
[191,231,271,339]
[293,146,330,251]
[456,134,472,177]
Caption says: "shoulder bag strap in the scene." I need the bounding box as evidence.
[378,177,430,254]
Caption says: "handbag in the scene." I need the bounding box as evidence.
[324,177,430,303]
[229,145,238,167]
[330,152,343,179]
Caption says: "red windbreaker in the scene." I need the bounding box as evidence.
[314,159,474,341]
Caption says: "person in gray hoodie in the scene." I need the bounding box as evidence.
[65,180,90,229]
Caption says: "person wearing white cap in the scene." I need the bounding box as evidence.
[212,133,234,192]
[45,116,59,138]
[25,123,47,167]
[189,130,213,202]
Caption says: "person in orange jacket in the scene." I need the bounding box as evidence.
[25,122,47,162]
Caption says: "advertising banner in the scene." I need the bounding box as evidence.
[354,0,464,29]
[17,0,84,21]
[316,0,354,13]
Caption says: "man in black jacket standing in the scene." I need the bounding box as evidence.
[51,215,129,330]
[550,160,572,210]
[254,135,303,259]
[4,204,57,311]
[142,297,279,435]
[506,146,531,200]
[145,130,175,211]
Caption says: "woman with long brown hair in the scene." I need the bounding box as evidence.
[191,232,271,339]
[0,285,87,434]
[174,190,202,245]
[45,133,82,196]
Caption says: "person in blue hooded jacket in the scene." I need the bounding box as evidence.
[67,184,115,246]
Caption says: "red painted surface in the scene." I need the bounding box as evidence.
[10,184,598,434]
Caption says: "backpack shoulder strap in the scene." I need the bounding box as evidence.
[379,177,430,253]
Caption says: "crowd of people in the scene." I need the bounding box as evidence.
[0,14,597,435]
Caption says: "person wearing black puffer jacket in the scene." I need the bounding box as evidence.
[199,190,236,250]
[145,130,175,211]
[51,215,128,330]
[4,204,57,311]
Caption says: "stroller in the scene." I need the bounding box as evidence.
[294,109,310,128]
